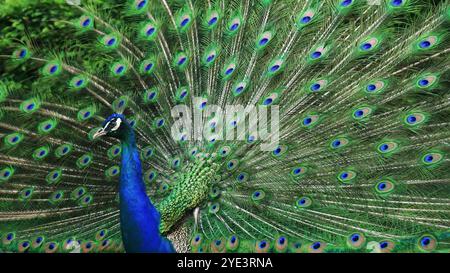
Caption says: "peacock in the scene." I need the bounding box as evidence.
[0,0,450,253]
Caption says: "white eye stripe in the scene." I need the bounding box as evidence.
[103,121,111,129]
[111,118,121,131]
[103,118,122,132]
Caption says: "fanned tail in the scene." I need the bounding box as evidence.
[0,0,449,253]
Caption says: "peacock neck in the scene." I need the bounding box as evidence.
[118,129,173,253]
[120,130,143,192]
[120,130,140,187]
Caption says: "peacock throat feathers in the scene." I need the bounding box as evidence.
[157,153,219,234]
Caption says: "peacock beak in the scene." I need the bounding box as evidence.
[93,128,107,139]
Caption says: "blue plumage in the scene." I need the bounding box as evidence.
[95,114,174,253]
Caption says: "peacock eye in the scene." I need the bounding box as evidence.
[108,122,116,129]
[104,118,122,132]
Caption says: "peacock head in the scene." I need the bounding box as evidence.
[93,113,131,140]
